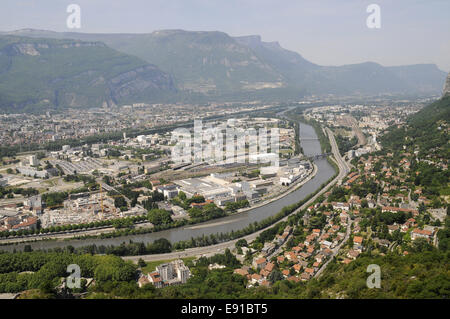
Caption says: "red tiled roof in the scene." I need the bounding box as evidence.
[11,217,38,229]
[412,228,432,236]
[264,262,275,272]
[251,274,262,280]
[287,276,300,282]
[234,269,248,276]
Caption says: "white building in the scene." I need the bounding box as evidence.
[17,167,49,178]
[156,262,174,282]
[136,135,148,144]
[0,178,8,187]
[279,166,306,186]
[154,259,191,285]
[29,155,39,166]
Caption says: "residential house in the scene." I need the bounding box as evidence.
[353,236,364,251]
[253,257,267,270]
[411,228,434,241]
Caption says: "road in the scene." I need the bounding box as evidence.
[310,128,351,278]
[314,218,352,278]
[0,154,316,246]
[123,126,350,263]
[342,115,366,147]
[0,226,117,244]
[265,233,292,261]
[325,127,350,184]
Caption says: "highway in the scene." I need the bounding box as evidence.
[325,127,350,180]
[313,127,351,278]
[123,126,350,263]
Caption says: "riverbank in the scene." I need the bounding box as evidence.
[0,163,318,246]
[0,120,336,253]
[124,126,347,262]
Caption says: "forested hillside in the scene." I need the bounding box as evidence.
[0,35,175,112]
[381,95,450,159]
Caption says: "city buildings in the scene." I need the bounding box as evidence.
[139,259,191,288]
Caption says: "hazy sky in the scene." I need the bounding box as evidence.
[2,0,449,71]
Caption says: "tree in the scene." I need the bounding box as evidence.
[114,196,128,210]
[147,238,172,253]
[137,258,147,268]
[235,239,248,249]
[188,207,203,219]
[147,209,172,225]
[24,245,33,252]
[418,202,426,214]
[178,191,187,201]
[203,203,226,219]
[268,270,284,284]
[361,199,368,208]
[411,238,434,253]
[186,195,205,205]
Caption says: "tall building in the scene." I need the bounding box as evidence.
[173,259,191,284]
[29,155,39,166]
[24,195,43,215]
[156,262,175,281]
[150,259,191,287]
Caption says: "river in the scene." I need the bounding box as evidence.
[2,121,335,252]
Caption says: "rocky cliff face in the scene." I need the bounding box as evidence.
[443,73,450,96]
[4,29,449,101]
[108,64,175,100]
[0,35,176,112]
[3,38,107,57]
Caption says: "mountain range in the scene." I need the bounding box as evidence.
[0,29,447,111]
[0,34,175,112]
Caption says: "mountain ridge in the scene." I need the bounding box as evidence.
[0,34,176,112]
[0,29,447,111]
